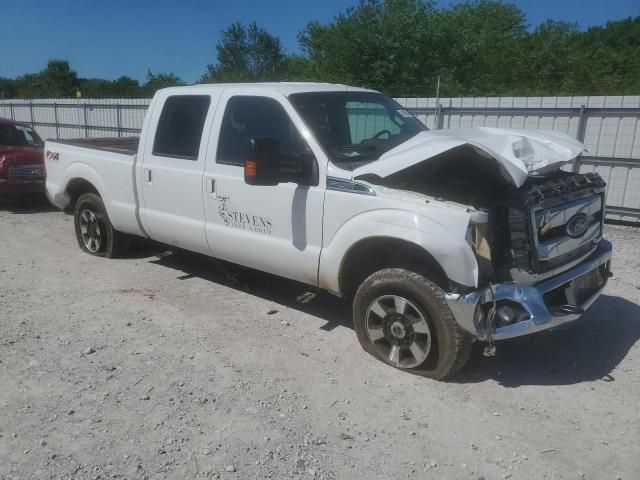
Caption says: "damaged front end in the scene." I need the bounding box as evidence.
[448,170,612,342]
[354,129,613,342]
[445,240,611,342]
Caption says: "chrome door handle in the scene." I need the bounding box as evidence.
[207,177,215,194]
[144,168,152,184]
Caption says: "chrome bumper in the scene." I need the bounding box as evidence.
[445,239,612,341]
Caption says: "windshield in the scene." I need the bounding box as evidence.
[0,124,44,148]
[289,91,427,170]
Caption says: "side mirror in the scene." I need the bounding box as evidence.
[244,137,319,187]
[279,148,319,187]
[244,137,280,186]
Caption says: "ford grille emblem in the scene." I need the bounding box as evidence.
[565,213,589,238]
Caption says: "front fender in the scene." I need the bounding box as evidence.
[318,207,478,295]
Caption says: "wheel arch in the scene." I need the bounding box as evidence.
[59,161,110,214]
[318,209,479,296]
[64,177,101,213]
[338,236,450,296]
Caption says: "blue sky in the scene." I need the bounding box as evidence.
[1,0,638,83]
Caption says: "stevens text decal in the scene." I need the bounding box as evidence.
[216,195,272,235]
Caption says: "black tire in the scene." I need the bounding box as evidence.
[74,193,129,258]
[353,268,472,380]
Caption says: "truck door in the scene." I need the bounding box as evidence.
[138,93,218,254]
[202,92,326,286]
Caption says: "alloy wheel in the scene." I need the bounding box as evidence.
[365,295,432,368]
[79,209,102,253]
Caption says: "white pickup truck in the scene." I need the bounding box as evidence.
[45,83,612,379]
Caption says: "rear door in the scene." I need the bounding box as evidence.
[139,93,219,254]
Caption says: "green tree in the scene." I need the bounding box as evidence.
[432,1,527,95]
[142,71,185,96]
[298,0,640,96]
[299,0,439,95]
[113,76,144,97]
[282,55,315,81]
[80,76,142,98]
[0,77,17,99]
[13,59,78,98]
[515,21,580,95]
[298,0,533,96]
[571,17,640,95]
[1,10,639,99]
[200,22,287,82]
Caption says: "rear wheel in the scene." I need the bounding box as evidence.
[353,268,472,380]
[74,193,129,258]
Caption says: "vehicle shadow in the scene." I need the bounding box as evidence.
[0,194,57,214]
[455,294,640,387]
[138,247,639,387]
[145,247,353,331]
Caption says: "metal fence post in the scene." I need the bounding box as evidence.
[573,104,587,173]
[29,100,35,128]
[83,104,89,138]
[54,102,60,139]
[576,105,588,142]
[435,103,444,130]
[116,104,122,138]
[9,103,14,120]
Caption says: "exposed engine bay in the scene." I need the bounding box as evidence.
[356,144,517,208]
[356,148,606,289]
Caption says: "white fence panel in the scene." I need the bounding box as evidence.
[1,95,638,221]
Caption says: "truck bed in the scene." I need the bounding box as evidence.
[52,137,140,155]
[45,136,144,237]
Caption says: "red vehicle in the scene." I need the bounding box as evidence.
[0,118,46,196]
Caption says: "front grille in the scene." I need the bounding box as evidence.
[508,172,606,275]
[8,165,45,179]
[533,195,603,271]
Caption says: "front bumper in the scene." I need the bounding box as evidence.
[445,239,612,341]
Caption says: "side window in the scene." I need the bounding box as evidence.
[153,95,211,160]
[16,125,43,146]
[217,96,307,166]
[0,125,18,145]
[346,101,402,144]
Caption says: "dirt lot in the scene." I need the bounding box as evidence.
[0,198,639,480]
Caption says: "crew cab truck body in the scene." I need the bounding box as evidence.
[45,83,612,379]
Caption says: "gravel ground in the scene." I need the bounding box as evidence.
[0,197,639,480]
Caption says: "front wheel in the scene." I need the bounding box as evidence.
[74,193,129,258]
[353,268,472,380]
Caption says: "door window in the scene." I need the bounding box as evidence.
[216,96,308,166]
[152,95,211,160]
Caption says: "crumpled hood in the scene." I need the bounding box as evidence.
[352,127,585,187]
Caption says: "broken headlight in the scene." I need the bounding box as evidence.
[467,210,493,284]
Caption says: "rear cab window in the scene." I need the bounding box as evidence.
[153,95,211,160]
[0,124,43,147]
